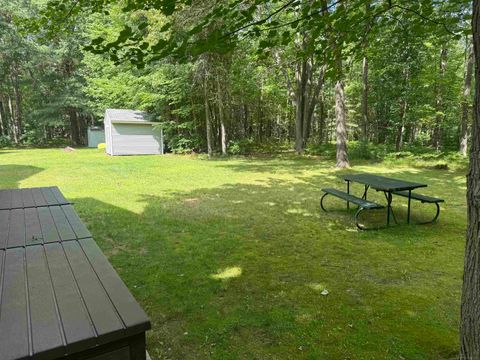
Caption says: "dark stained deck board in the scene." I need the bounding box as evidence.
[25,207,43,246]
[8,208,25,248]
[0,189,12,210]
[0,248,30,360]
[50,206,77,241]
[20,188,36,208]
[32,187,48,207]
[25,246,65,358]
[38,207,61,243]
[62,240,125,344]
[62,205,92,239]
[50,186,69,205]
[41,187,59,206]
[44,242,97,354]
[0,210,9,249]
[11,190,24,209]
[80,238,151,335]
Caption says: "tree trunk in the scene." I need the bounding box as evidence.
[329,0,349,168]
[11,62,22,143]
[433,47,447,150]
[304,65,325,146]
[460,40,474,156]
[203,73,213,158]
[295,59,307,154]
[460,1,480,357]
[361,1,370,141]
[361,56,369,140]
[69,107,81,145]
[396,99,408,151]
[7,94,18,144]
[216,72,227,155]
[318,91,325,145]
[335,80,349,168]
[0,100,5,136]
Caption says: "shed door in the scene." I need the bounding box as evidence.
[111,123,163,155]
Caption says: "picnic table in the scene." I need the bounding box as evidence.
[0,187,151,360]
[343,173,427,225]
[321,173,444,230]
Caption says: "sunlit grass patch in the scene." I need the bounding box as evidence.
[210,266,242,280]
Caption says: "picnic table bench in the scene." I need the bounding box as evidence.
[0,187,151,360]
[320,174,444,230]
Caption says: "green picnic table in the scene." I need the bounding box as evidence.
[321,173,444,230]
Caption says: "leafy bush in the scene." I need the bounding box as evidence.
[0,136,12,147]
[167,137,200,154]
[228,138,258,155]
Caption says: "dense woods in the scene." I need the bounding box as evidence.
[0,0,473,165]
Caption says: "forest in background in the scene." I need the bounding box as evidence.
[0,0,474,166]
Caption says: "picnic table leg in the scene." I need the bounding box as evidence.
[362,185,369,200]
[382,191,397,226]
[386,191,392,226]
[346,180,350,210]
[407,190,412,224]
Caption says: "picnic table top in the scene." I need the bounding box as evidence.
[0,187,151,360]
[343,173,427,192]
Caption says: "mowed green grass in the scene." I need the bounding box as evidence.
[0,148,467,359]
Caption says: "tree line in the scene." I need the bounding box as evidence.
[0,0,474,168]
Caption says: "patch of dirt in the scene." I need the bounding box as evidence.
[184,198,200,205]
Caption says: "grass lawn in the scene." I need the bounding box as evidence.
[0,148,467,359]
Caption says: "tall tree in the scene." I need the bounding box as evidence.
[361,1,371,141]
[432,47,448,149]
[331,0,349,168]
[460,0,480,357]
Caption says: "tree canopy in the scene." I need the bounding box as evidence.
[0,0,474,162]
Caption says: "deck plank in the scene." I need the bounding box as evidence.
[38,207,60,243]
[11,189,24,209]
[44,242,97,354]
[0,189,12,210]
[0,248,30,360]
[50,186,69,205]
[41,187,58,206]
[20,188,36,208]
[32,188,47,207]
[62,205,91,239]
[62,240,125,344]
[80,238,151,335]
[26,245,65,358]
[25,208,43,246]
[8,208,25,248]
[50,206,76,241]
[0,210,9,249]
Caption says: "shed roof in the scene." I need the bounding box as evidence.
[105,109,155,124]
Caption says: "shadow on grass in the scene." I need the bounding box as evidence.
[71,169,464,359]
[0,164,44,189]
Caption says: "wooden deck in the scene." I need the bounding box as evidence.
[0,187,150,360]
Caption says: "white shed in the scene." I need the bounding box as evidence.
[104,109,164,156]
